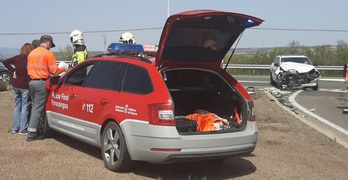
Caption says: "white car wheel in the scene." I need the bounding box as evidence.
[312,83,318,91]
[101,121,133,172]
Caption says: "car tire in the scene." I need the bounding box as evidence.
[270,72,275,86]
[312,83,319,91]
[0,71,12,91]
[101,121,133,172]
[38,112,54,138]
[276,80,283,89]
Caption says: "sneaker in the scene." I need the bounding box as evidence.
[11,130,18,134]
[19,131,28,135]
[26,132,44,141]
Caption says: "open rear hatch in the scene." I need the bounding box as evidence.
[155,10,263,69]
[156,10,263,134]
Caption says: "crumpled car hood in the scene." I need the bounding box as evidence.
[280,62,315,73]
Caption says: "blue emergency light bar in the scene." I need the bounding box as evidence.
[107,43,144,55]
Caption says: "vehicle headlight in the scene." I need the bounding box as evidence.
[308,68,320,77]
[287,69,298,74]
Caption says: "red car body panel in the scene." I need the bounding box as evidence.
[46,57,172,126]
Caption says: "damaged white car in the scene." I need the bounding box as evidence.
[270,55,321,90]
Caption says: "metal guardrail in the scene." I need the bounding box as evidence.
[224,64,343,71]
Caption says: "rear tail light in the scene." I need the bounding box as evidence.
[148,103,175,126]
[248,100,256,122]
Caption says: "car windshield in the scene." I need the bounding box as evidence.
[0,55,5,68]
[282,57,312,65]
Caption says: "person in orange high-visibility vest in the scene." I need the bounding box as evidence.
[26,35,68,141]
[344,63,348,90]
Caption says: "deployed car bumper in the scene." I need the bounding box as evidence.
[120,120,258,163]
[298,77,320,87]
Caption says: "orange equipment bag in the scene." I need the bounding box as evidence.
[186,109,229,132]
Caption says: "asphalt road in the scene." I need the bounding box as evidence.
[237,75,347,127]
[238,75,348,148]
[295,90,348,130]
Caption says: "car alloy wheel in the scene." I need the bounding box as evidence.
[101,121,132,172]
[0,72,11,90]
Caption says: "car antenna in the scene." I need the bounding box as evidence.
[224,31,244,71]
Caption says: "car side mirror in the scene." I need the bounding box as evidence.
[274,62,279,67]
[46,75,61,91]
[313,63,318,67]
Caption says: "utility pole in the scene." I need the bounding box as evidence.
[167,0,170,17]
[103,34,106,52]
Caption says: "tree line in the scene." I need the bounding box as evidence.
[223,40,348,77]
[54,40,348,77]
[224,40,348,66]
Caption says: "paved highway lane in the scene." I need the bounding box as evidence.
[295,89,348,130]
[237,75,347,129]
[236,75,348,147]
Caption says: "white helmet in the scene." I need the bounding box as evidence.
[119,32,136,44]
[70,29,85,45]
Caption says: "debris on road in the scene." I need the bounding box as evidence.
[343,109,348,114]
[265,88,292,105]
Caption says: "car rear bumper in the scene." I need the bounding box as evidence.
[120,120,258,163]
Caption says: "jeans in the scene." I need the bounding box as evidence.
[12,87,30,133]
[28,80,48,133]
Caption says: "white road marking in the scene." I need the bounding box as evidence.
[320,78,345,82]
[289,90,348,137]
[239,78,345,84]
[319,88,347,93]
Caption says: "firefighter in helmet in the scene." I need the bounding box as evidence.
[119,32,136,44]
[70,29,88,67]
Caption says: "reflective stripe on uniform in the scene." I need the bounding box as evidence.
[345,63,348,82]
[71,45,88,67]
[27,47,64,79]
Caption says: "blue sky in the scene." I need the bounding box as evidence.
[1,0,348,52]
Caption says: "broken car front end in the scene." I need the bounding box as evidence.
[276,67,320,89]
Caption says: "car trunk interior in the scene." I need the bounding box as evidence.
[162,68,248,134]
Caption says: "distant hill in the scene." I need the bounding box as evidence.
[0,47,19,58]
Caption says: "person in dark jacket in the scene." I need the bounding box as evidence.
[2,43,35,135]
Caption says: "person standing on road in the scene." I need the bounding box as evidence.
[31,39,40,48]
[343,62,348,90]
[2,43,35,135]
[69,30,88,68]
[26,35,68,141]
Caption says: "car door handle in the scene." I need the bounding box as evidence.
[100,99,109,106]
